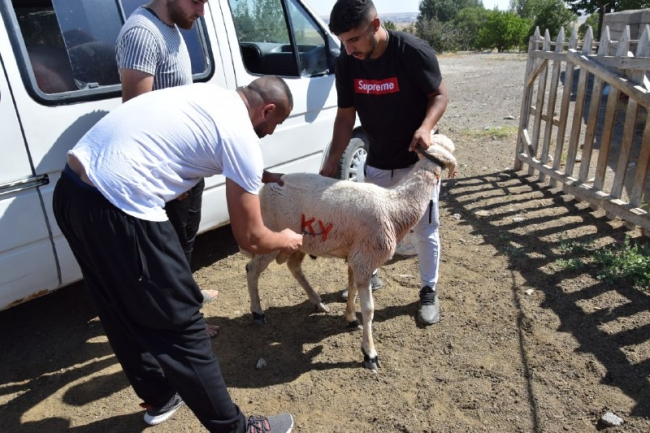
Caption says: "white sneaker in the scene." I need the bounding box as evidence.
[142,393,184,426]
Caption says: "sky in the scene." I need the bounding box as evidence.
[309,0,511,16]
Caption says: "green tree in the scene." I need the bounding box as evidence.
[565,0,650,39]
[418,0,484,22]
[383,20,397,30]
[578,13,599,40]
[476,10,530,52]
[415,17,467,53]
[512,0,543,19]
[231,0,287,42]
[526,0,576,42]
[454,6,491,50]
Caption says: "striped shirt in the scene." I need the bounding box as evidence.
[115,7,192,90]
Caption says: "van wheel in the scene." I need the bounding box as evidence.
[337,137,368,181]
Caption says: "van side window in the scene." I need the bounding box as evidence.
[229,0,329,77]
[12,0,210,97]
[16,5,77,94]
[119,0,209,75]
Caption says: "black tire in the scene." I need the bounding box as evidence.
[336,136,369,181]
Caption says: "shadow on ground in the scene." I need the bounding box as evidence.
[444,169,650,421]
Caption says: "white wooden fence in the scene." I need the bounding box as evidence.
[515,25,650,234]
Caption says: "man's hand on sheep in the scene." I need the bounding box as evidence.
[319,160,338,178]
[409,128,433,153]
[275,229,304,264]
[280,229,303,254]
[262,170,284,186]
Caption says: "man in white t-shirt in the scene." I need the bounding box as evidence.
[53,76,298,433]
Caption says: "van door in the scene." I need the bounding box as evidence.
[225,0,339,175]
[197,0,339,229]
[0,55,59,309]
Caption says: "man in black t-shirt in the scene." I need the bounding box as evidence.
[320,0,449,325]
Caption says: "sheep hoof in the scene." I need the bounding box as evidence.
[252,312,267,325]
[362,349,380,371]
[346,319,361,330]
[315,302,330,313]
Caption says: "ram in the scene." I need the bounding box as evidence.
[245,134,457,371]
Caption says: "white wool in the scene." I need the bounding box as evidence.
[245,135,458,369]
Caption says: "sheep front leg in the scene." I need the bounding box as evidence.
[357,282,379,371]
[246,253,276,325]
[287,252,330,313]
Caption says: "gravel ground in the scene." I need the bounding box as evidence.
[1,52,649,433]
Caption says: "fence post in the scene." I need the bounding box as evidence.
[611,26,637,201]
[550,27,579,188]
[593,26,619,194]
[628,25,650,229]
[563,27,593,188]
[528,29,552,176]
[515,27,542,171]
[578,26,611,185]
[539,28,565,183]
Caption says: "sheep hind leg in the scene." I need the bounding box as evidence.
[357,283,379,371]
[246,253,277,325]
[286,252,329,313]
[344,265,361,329]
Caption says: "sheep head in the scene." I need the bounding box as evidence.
[417,134,457,178]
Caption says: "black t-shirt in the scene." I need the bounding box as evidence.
[335,30,442,170]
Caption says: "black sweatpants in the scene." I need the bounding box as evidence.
[53,168,247,432]
[165,178,205,265]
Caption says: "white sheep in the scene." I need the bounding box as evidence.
[244,134,457,371]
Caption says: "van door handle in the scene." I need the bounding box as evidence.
[0,174,50,197]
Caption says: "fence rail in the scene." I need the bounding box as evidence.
[515,24,650,234]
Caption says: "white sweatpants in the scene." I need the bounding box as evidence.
[364,164,441,290]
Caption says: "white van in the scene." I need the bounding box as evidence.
[0,0,368,310]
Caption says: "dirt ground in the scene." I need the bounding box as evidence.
[1,53,650,433]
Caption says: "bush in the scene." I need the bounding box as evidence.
[414,17,468,53]
[476,11,530,52]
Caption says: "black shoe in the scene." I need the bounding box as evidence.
[142,392,184,425]
[246,413,294,432]
[418,286,440,325]
[341,272,383,301]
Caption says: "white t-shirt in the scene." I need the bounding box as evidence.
[70,83,264,222]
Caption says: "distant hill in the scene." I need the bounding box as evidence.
[379,11,419,26]
[320,11,418,27]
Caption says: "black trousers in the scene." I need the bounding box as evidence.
[53,169,247,432]
[164,178,205,265]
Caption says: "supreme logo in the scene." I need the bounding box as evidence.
[355,78,400,95]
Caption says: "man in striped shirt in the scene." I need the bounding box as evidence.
[117,1,199,99]
[116,1,219,332]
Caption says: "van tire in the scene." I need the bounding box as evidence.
[337,137,368,182]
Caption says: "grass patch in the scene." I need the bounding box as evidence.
[460,126,518,139]
[554,235,650,291]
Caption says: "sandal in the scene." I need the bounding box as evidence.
[201,289,219,305]
[206,324,220,338]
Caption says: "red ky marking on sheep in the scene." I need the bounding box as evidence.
[301,214,333,241]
